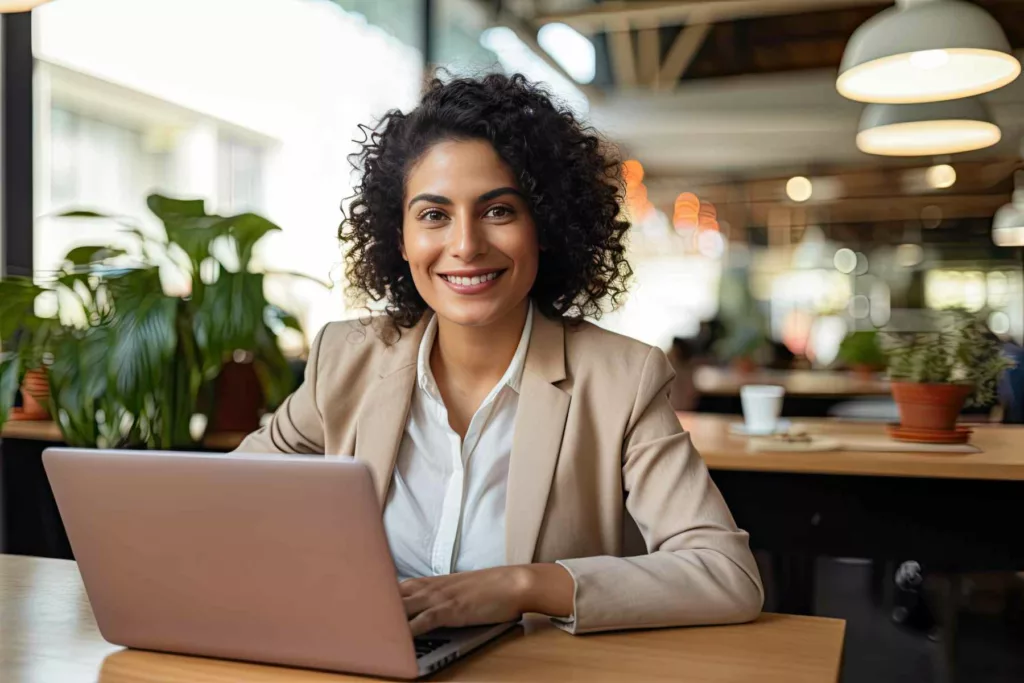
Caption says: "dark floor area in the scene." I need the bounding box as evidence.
[813,558,1024,683]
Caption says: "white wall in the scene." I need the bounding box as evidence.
[34,0,423,340]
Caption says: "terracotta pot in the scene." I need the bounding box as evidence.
[17,369,51,420]
[891,381,973,432]
[732,357,757,375]
[210,360,264,434]
[850,364,881,381]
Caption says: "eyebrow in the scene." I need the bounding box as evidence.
[406,186,524,209]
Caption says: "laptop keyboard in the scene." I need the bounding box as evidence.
[414,637,451,659]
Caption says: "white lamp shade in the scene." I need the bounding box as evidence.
[837,0,1021,104]
[856,98,1001,156]
[0,0,51,11]
[993,175,1024,246]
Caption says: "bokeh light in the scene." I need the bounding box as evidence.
[786,176,813,202]
[833,248,857,274]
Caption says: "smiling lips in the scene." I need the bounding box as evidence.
[438,269,506,294]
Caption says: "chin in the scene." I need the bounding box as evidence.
[430,293,520,329]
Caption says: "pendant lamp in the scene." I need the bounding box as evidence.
[856,97,1001,156]
[838,0,1020,104]
[993,172,1024,247]
[0,0,50,11]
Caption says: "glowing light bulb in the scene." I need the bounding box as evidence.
[786,176,813,202]
[909,49,950,71]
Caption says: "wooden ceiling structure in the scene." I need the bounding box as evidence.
[491,0,1024,258]
[529,0,1024,90]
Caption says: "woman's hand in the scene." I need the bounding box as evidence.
[400,563,575,636]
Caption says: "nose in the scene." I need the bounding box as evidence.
[448,211,485,262]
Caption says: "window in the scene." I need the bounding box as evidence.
[217,137,264,214]
[34,0,423,340]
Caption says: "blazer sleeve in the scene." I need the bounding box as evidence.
[555,347,764,634]
[233,325,328,454]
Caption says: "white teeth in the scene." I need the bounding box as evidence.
[443,271,501,286]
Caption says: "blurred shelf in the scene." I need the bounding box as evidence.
[695,367,891,397]
[0,420,62,441]
[1,421,246,452]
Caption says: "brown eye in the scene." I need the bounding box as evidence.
[485,205,512,218]
[419,209,447,222]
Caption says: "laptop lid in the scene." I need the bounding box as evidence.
[43,449,421,679]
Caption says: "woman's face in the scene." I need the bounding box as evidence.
[402,138,538,329]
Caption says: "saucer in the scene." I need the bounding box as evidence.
[729,419,793,437]
[886,424,972,444]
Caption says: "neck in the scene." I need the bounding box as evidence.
[431,300,530,390]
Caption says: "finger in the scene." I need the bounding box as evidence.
[409,608,443,637]
[403,592,432,617]
[398,579,423,597]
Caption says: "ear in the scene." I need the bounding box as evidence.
[400,237,408,262]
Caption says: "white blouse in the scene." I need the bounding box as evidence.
[382,305,534,581]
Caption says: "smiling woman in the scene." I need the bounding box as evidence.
[402,140,538,330]
[237,73,763,638]
[341,73,630,334]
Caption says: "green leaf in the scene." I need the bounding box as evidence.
[192,271,266,369]
[48,326,111,447]
[147,194,207,220]
[62,245,127,266]
[105,270,179,412]
[0,279,44,340]
[58,209,113,219]
[265,305,303,333]
[164,217,230,271]
[224,213,281,268]
[0,353,22,432]
[252,323,295,409]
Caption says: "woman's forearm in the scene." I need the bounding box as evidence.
[516,563,575,618]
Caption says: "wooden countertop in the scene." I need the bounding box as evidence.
[682,412,1024,481]
[694,366,891,397]
[0,420,248,451]
[1,555,845,683]
[7,413,1024,481]
[1,419,63,441]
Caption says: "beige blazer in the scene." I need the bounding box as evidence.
[237,312,764,634]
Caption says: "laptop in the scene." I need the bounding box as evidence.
[43,448,515,679]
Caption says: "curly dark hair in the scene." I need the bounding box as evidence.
[340,73,632,332]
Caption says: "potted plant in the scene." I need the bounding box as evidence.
[714,326,769,374]
[0,194,317,446]
[0,279,61,423]
[836,329,887,378]
[883,308,1013,433]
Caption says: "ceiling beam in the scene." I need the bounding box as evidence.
[535,0,891,32]
[657,23,712,89]
[608,22,638,88]
[637,27,661,87]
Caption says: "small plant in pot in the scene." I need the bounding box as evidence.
[883,308,1013,434]
[714,325,769,374]
[836,329,886,378]
[0,194,319,446]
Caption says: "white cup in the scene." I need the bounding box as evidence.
[740,385,785,435]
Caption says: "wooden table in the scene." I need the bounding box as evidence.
[677,412,1024,617]
[0,555,846,683]
[0,420,248,450]
[6,414,1024,604]
[694,367,891,397]
[681,412,1024,481]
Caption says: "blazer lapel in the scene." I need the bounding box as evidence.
[505,314,570,566]
[354,317,427,507]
